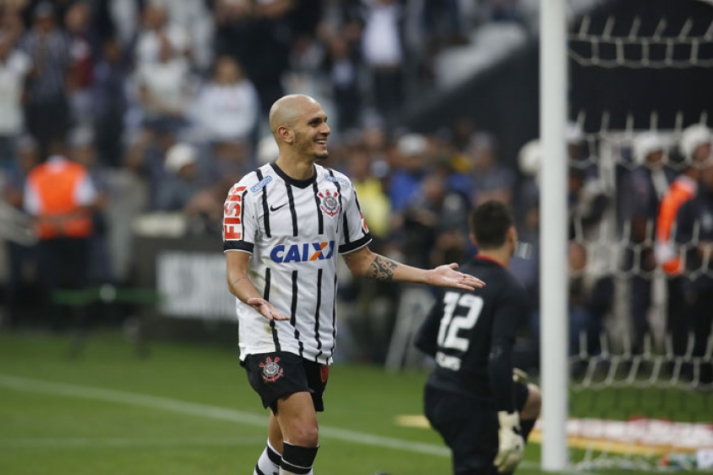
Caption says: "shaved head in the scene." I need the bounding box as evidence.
[269,94,320,138]
[268,94,331,166]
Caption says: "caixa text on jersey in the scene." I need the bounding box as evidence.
[270,241,336,263]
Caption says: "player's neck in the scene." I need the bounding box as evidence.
[477,250,510,269]
[275,155,316,181]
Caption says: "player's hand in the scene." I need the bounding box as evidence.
[247,297,290,321]
[494,411,525,473]
[427,263,485,290]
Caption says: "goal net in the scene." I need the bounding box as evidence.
[548,4,713,469]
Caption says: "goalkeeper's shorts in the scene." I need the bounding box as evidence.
[424,383,529,475]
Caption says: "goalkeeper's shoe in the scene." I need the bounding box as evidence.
[513,368,529,384]
[494,411,525,473]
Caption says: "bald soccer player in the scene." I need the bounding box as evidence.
[222,94,486,475]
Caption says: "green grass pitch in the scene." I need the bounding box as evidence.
[0,332,698,474]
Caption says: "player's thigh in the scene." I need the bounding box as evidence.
[514,382,530,413]
[519,382,541,420]
[424,387,498,475]
[275,391,319,446]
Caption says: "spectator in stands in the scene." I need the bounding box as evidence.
[156,142,203,213]
[134,3,189,67]
[1,5,25,46]
[23,137,98,336]
[213,0,256,75]
[215,139,254,179]
[2,136,39,328]
[399,173,470,268]
[149,0,214,71]
[347,145,391,240]
[567,165,609,241]
[530,241,612,358]
[361,116,389,159]
[621,132,676,353]
[361,0,405,118]
[135,35,190,134]
[214,0,291,117]
[21,2,71,157]
[69,127,114,286]
[65,1,94,128]
[184,174,236,236]
[675,159,713,385]
[509,200,539,312]
[566,242,612,357]
[99,0,140,48]
[92,37,129,167]
[469,132,515,206]
[431,128,473,200]
[191,55,259,144]
[656,124,712,357]
[124,127,178,210]
[517,135,608,241]
[286,33,324,98]
[324,34,361,132]
[0,32,31,169]
[451,117,477,152]
[388,133,429,212]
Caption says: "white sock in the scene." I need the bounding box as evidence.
[253,440,281,475]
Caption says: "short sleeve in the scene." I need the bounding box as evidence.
[223,180,257,253]
[338,182,372,254]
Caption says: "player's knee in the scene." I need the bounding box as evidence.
[287,423,319,447]
[521,384,541,420]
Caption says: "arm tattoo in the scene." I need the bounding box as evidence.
[366,256,398,281]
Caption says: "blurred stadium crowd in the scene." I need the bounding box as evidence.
[0,0,711,379]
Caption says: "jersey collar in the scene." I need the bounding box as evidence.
[474,254,503,267]
[271,162,318,189]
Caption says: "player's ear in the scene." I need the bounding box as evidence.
[469,232,478,247]
[507,227,517,246]
[277,126,294,144]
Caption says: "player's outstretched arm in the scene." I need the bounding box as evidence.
[226,251,289,321]
[341,246,485,290]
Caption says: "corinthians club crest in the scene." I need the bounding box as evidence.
[260,357,283,382]
[317,190,341,218]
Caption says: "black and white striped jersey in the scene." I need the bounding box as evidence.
[223,162,372,365]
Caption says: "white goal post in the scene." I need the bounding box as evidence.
[540,0,570,471]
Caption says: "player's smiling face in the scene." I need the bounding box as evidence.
[294,103,331,161]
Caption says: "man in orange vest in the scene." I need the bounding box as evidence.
[656,124,712,357]
[24,138,97,335]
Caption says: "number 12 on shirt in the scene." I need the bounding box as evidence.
[437,292,484,352]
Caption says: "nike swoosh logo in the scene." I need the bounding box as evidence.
[270,203,286,212]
